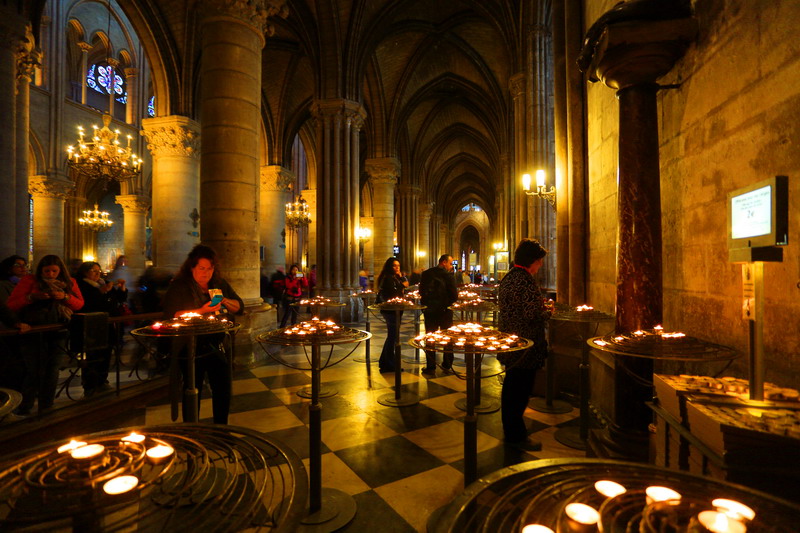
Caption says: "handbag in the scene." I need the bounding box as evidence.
[20,299,71,325]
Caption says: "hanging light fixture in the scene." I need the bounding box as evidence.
[66,0,142,185]
[285,196,311,228]
[79,204,114,232]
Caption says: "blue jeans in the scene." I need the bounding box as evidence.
[379,310,403,371]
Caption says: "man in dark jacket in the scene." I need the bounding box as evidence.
[419,254,459,374]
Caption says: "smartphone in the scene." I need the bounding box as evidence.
[210,294,224,306]
[296,273,304,278]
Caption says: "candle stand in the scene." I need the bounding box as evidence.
[369,301,426,407]
[131,321,240,423]
[430,458,800,533]
[402,290,425,366]
[258,324,370,532]
[410,333,531,486]
[549,308,614,450]
[292,299,346,399]
[351,291,376,370]
[528,343,574,414]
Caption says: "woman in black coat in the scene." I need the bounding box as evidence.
[376,257,406,373]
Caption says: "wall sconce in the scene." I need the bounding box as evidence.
[493,242,504,252]
[356,226,372,243]
[416,250,427,258]
[522,169,556,209]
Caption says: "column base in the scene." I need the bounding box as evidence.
[586,424,649,462]
[233,302,278,367]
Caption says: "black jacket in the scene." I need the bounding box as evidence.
[420,266,458,313]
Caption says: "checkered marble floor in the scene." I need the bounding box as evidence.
[140,318,585,532]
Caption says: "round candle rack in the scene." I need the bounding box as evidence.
[588,329,739,362]
[431,458,800,533]
[0,424,307,532]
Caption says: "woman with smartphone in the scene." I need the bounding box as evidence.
[279,263,308,327]
[162,244,243,424]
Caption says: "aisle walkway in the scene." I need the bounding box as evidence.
[139,316,584,532]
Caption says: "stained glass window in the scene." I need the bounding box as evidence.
[147,96,155,117]
[87,63,127,104]
[461,203,482,212]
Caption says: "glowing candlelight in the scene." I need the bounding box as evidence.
[58,440,87,454]
[70,444,105,460]
[663,332,686,338]
[576,305,594,312]
[646,486,682,505]
[121,432,146,444]
[522,526,555,533]
[696,510,746,533]
[564,503,599,532]
[146,444,174,461]
[151,322,162,330]
[103,475,139,495]
[712,499,755,522]
[593,340,608,346]
[594,480,626,498]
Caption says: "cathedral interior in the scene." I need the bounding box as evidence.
[0,0,799,531]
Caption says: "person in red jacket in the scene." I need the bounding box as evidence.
[279,264,308,327]
[7,254,84,415]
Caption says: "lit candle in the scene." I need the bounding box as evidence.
[103,475,139,495]
[522,526,554,533]
[70,444,105,460]
[576,305,594,312]
[564,503,599,532]
[696,510,746,533]
[57,440,87,454]
[593,340,608,347]
[146,444,174,462]
[646,486,682,505]
[121,432,146,444]
[712,499,755,522]
[594,480,626,498]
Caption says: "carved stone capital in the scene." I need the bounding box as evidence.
[509,73,526,98]
[260,165,294,191]
[398,184,421,199]
[419,202,433,219]
[201,0,289,38]
[123,67,138,79]
[141,116,201,159]
[78,41,93,53]
[311,99,366,131]
[116,194,150,214]
[29,175,74,200]
[365,157,400,183]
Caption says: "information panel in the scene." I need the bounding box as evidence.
[730,185,771,239]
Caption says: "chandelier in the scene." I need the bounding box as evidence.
[78,204,113,232]
[285,196,311,228]
[67,113,143,184]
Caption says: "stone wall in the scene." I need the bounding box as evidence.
[584,0,800,383]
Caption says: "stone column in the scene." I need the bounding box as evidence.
[397,185,420,275]
[304,188,317,269]
[115,194,150,279]
[29,175,73,260]
[78,41,91,105]
[64,195,87,262]
[439,222,450,262]
[552,0,570,302]
[582,16,696,459]
[16,37,38,255]
[311,99,365,296]
[359,217,376,274]
[0,14,25,258]
[141,115,201,271]
[200,1,272,306]
[430,213,441,261]
[366,157,399,276]
[124,67,137,125]
[107,57,119,117]
[260,165,293,273]
[418,202,433,269]
[510,73,527,240]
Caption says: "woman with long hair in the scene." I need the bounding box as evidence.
[279,263,308,328]
[76,261,128,397]
[376,257,406,373]
[162,244,243,424]
[7,254,84,415]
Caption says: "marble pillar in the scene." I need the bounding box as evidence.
[418,202,432,269]
[141,115,201,271]
[582,16,697,459]
[260,166,293,274]
[311,98,365,298]
[0,15,24,258]
[366,157,399,277]
[397,184,420,275]
[115,194,150,279]
[16,39,38,256]
[29,175,73,260]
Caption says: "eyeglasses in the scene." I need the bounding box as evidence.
[13,262,26,269]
